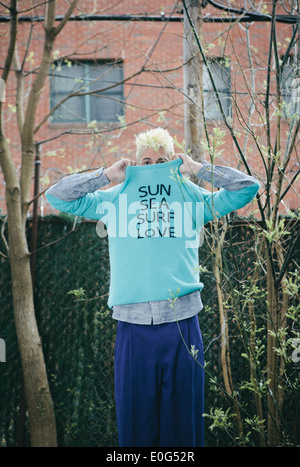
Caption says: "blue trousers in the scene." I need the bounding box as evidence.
[114,315,205,447]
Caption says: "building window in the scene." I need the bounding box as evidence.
[281,56,300,117]
[203,58,231,120]
[50,60,124,124]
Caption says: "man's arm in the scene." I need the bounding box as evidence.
[196,160,258,191]
[178,154,258,191]
[45,159,136,218]
[46,167,110,202]
[178,153,260,222]
[46,159,136,202]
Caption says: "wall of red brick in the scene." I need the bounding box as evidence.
[0,1,298,217]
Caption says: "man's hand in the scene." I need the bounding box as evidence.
[177,153,203,176]
[104,159,136,183]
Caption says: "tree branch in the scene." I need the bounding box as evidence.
[20,0,56,220]
[0,1,18,195]
[13,46,25,134]
[20,1,80,220]
[54,0,79,36]
[44,0,55,31]
[1,0,17,83]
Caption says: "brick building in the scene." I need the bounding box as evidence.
[0,0,299,217]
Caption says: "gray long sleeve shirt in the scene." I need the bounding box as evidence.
[47,159,258,324]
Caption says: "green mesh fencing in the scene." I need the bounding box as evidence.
[0,216,299,447]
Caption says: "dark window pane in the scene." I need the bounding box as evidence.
[281,58,300,117]
[89,63,123,95]
[51,95,85,123]
[203,58,231,120]
[203,91,231,120]
[203,60,230,91]
[90,96,123,122]
[51,62,85,94]
[50,61,124,123]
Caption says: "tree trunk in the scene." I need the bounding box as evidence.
[0,0,80,446]
[4,166,57,446]
[266,250,280,446]
[213,222,245,443]
[183,0,204,162]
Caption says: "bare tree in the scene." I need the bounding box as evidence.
[183,0,204,161]
[183,0,299,446]
[0,0,79,447]
[0,0,299,447]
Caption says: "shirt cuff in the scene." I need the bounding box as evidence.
[86,167,110,188]
[196,160,257,192]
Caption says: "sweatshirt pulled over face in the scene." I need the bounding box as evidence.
[102,158,205,306]
[46,158,260,308]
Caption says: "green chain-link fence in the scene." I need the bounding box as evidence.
[0,216,299,446]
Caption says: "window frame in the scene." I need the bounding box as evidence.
[202,57,231,121]
[49,59,124,125]
[280,55,300,118]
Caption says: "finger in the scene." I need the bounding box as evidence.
[176,153,188,162]
[120,159,130,168]
[122,158,136,167]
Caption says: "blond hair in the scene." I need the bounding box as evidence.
[135,127,175,162]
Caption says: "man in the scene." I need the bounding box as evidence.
[46,127,260,447]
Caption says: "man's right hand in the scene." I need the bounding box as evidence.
[103,159,136,183]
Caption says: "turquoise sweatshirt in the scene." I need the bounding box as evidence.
[46,158,260,307]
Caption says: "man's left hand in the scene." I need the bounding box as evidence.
[177,153,203,176]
